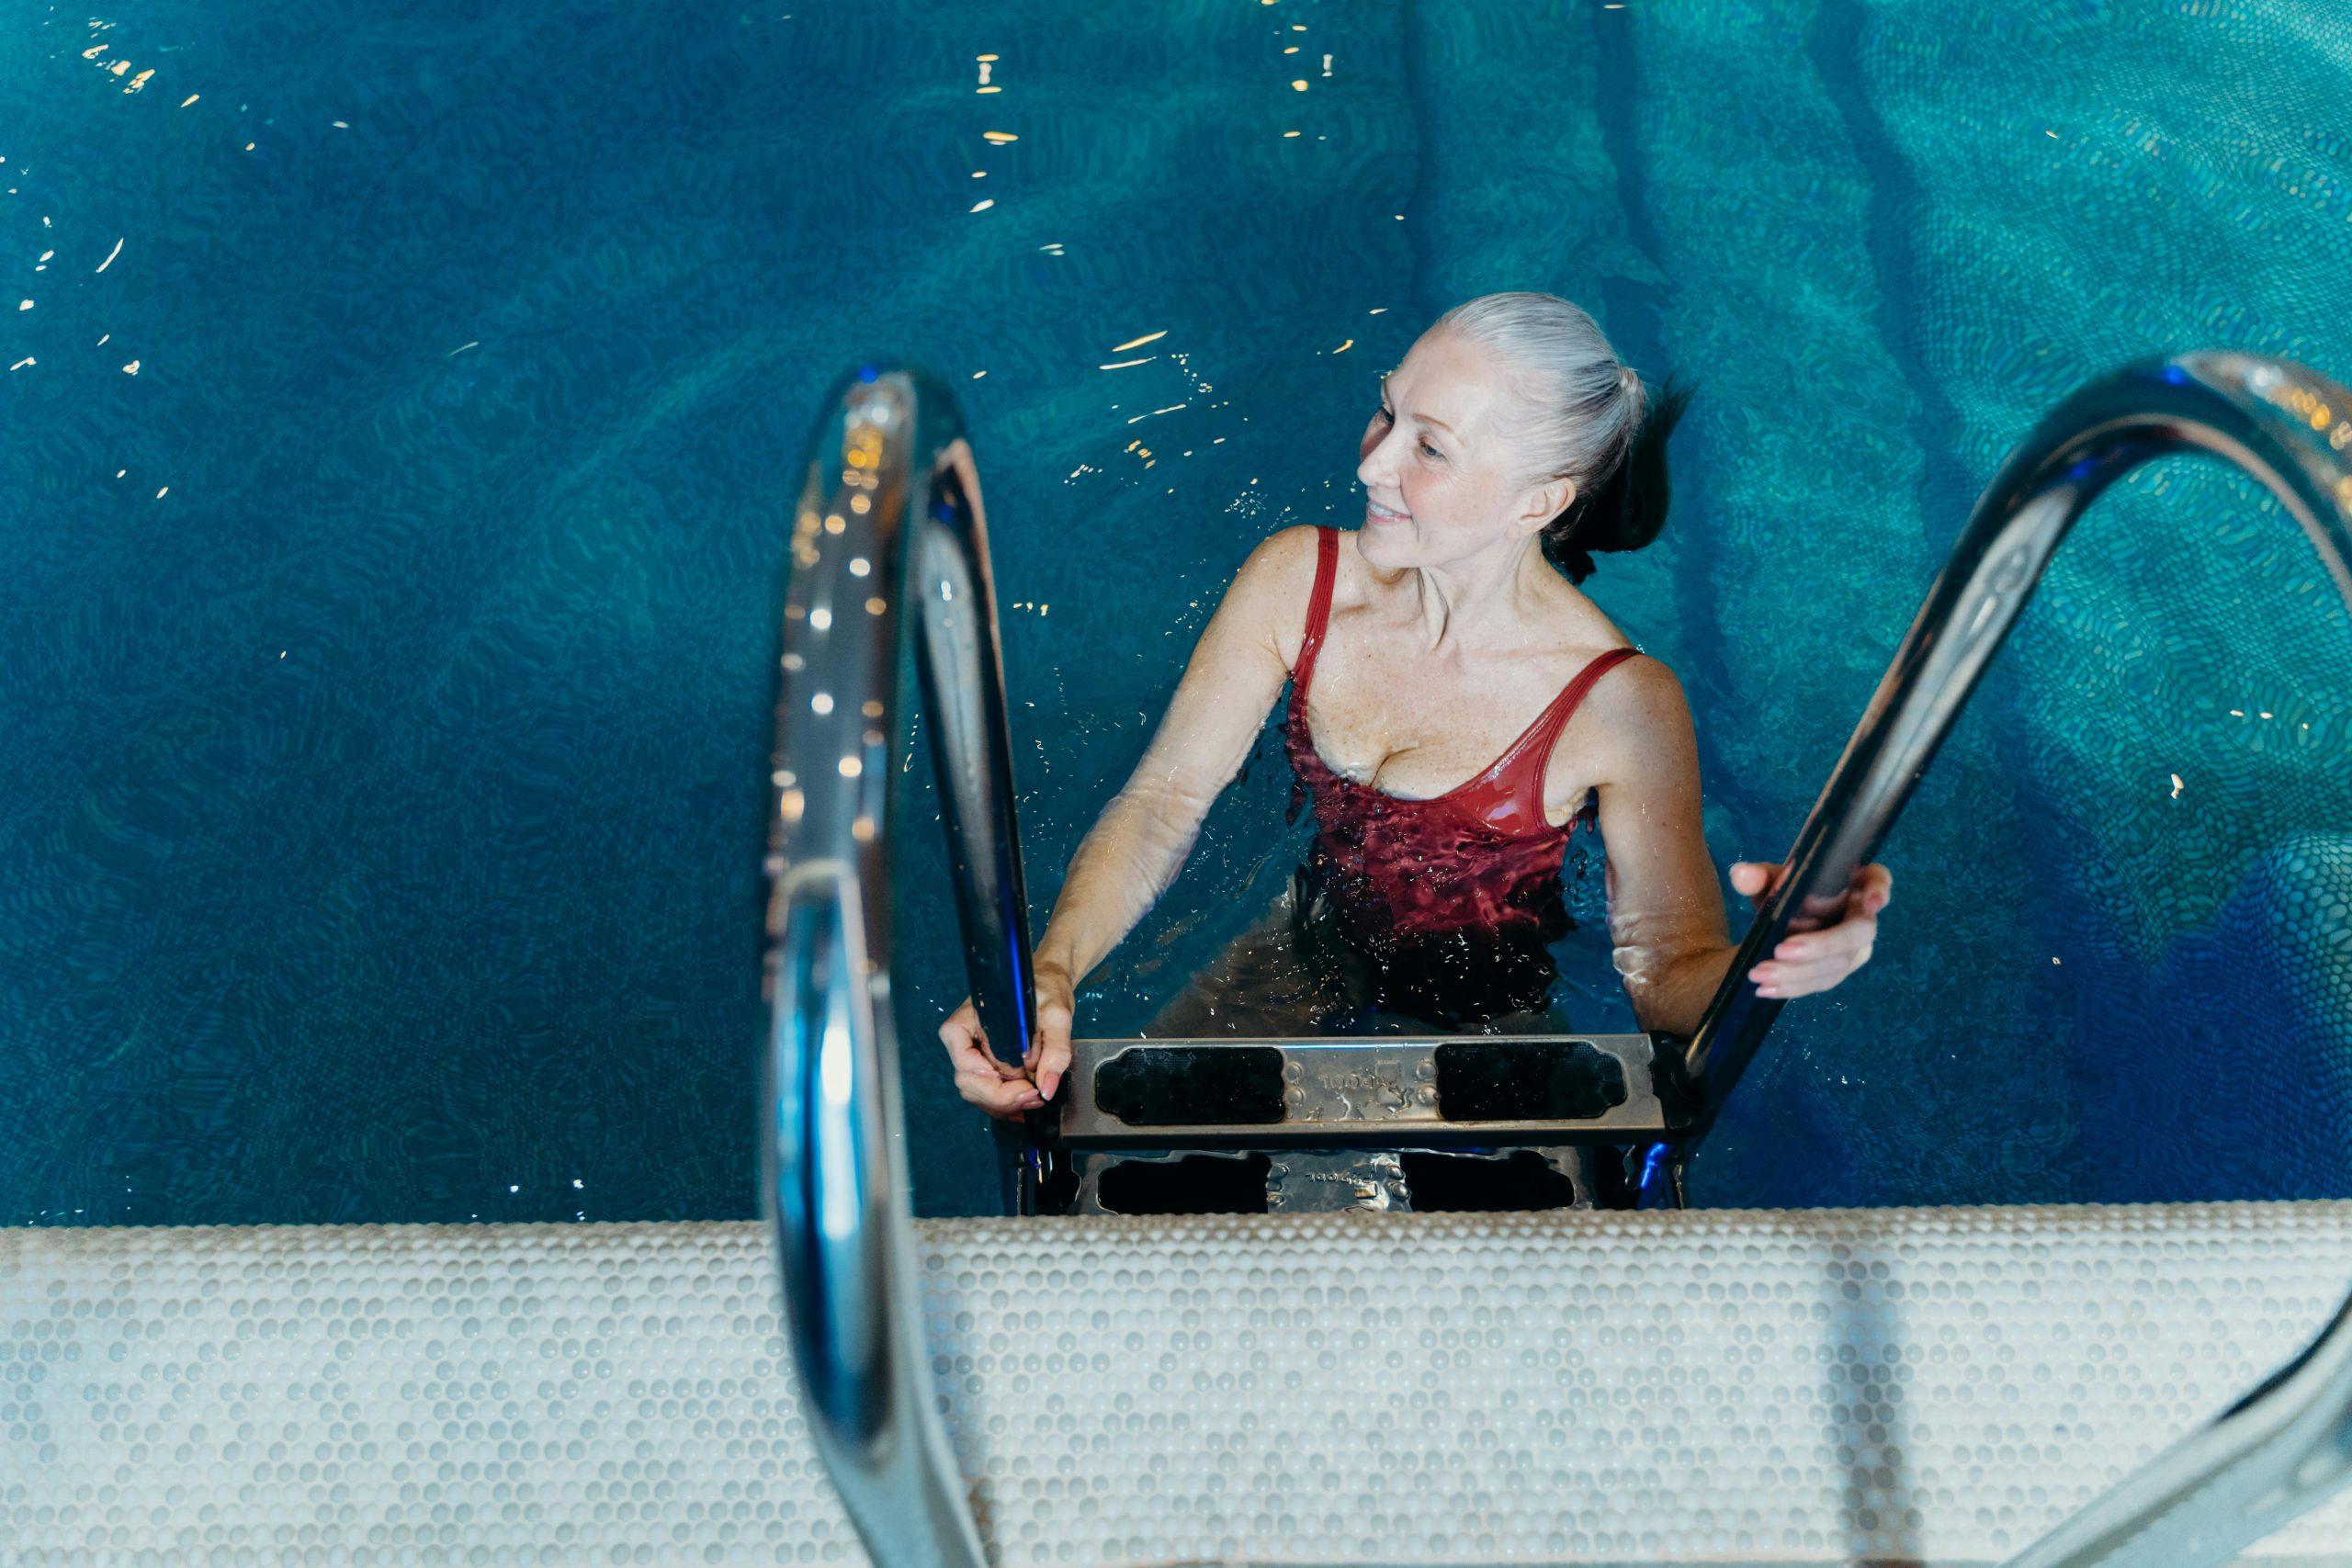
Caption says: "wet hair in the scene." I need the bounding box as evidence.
[1433,291,1694,586]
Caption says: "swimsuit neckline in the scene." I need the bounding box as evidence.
[1288,525,1638,829]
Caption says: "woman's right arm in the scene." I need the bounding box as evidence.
[940,525,1322,1116]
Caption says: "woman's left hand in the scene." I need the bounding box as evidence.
[1727,860,1893,998]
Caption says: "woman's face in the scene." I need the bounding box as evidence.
[1354,329,1570,574]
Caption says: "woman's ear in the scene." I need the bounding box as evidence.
[1515,475,1576,536]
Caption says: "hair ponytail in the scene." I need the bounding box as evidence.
[1431,291,1694,587]
[1542,370,1694,585]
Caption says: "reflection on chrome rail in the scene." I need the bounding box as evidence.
[1657,352,2352,1565]
[760,367,1035,1568]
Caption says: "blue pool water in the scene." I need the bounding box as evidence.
[4,1,2350,1225]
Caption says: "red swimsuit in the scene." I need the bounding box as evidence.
[1284,526,1642,1020]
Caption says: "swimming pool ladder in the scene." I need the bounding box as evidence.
[763,367,1035,1568]
[764,353,2352,1568]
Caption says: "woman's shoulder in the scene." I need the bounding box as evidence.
[1238,524,1328,581]
[1198,525,1329,664]
[1559,638,1691,784]
[1224,525,1328,613]
[1588,642,1679,712]
[1553,593,1673,704]
[1530,575,1654,682]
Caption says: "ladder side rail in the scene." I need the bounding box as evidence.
[1647,353,2352,1212]
[762,367,1035,1568]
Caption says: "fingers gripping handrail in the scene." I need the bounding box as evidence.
[1648,351,2352,1564]
[760,367,1036,1568]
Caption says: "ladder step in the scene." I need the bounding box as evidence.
[1058,1032,1692,1148]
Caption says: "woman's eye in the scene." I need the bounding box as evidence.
[1374,404,1439,459]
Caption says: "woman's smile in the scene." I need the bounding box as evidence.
[1365,498,1410,525]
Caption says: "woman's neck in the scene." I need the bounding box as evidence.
[1398,536,1553,652]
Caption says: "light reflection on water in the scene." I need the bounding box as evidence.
[1,1,2348,1224]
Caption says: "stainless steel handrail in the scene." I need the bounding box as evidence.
[1639,350,2352,1562]
[759,365,1035,1568]
[2004,1289,2352,1568]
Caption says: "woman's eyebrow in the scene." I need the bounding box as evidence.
[1380,372,1456,434]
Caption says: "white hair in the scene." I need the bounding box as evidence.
[1434,291,1647,501]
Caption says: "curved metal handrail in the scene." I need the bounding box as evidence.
[2005,1287,2352,1568]
[759,365,1036,1568]
[1642,350,2352,1563]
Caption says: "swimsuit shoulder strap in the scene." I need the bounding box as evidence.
[1499,644,1645,815]
[1291,525,1340,703]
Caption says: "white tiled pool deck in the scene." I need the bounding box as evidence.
[6,1203,2351,1565]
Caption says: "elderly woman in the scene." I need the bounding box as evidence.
[942,292,1894,1117]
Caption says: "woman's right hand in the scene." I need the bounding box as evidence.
[937,967,1078,1120]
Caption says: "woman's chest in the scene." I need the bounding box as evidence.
[1298,639,1607,809]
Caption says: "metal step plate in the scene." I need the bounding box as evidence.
[1058,1032,1690,1148]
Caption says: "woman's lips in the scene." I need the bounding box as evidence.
[1365,500,1409,524]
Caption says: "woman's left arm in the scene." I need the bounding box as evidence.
[1583,656,1893,1039]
